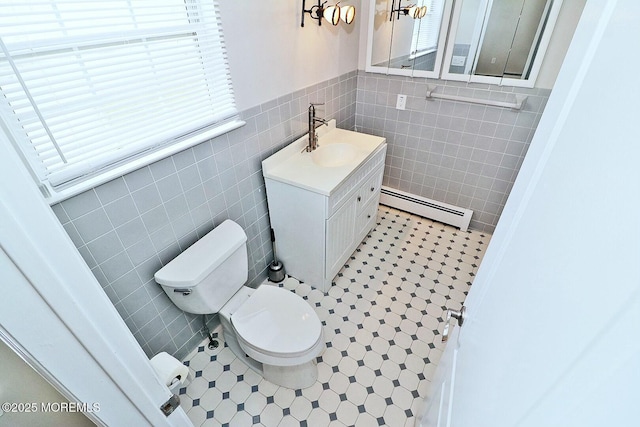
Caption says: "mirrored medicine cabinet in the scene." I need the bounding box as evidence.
[366,0,566,88]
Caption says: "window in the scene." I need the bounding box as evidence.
[0,0,239,198]
[410,0,446,58]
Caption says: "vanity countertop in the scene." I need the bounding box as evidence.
[262,120,386,196]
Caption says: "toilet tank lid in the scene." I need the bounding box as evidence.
[154,220,247,287]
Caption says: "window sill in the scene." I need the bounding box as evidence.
[44,118,245,205]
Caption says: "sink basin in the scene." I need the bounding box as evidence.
[311,143,359,167]
[262,120,386,196]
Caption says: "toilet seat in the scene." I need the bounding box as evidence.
[231,285,323,366]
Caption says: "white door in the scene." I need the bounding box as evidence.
[0,128,193,425]
[422,1,640,426]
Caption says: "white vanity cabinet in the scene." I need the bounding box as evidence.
[262,121,386,293]
[325,155,384,285]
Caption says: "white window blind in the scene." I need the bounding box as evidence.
[0,0,238,189]
[411,0,445,57]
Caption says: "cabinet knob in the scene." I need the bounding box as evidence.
[357,196,361,202]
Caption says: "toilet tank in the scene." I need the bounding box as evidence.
[155,220,248,315]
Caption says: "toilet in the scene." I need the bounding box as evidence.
[154,220,324,389]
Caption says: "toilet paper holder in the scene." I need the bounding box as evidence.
[150,352,190,393]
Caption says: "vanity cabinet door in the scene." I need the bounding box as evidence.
[355,168,383,243]
[325,194,357,280]
[356,197,378,243]
[357,166,384,216]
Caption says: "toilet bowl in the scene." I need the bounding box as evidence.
[154,220,324,389]
[218,285,324,388]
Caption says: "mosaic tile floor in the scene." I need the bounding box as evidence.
[179,206,491,426]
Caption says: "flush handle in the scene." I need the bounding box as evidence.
[442,306,465,343]
[173,288,192,296]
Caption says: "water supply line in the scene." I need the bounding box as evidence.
[201,315,218,350]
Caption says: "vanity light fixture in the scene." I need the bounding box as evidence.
[340,4,356,24]
[390,0,427,21]
[301,0,356,27]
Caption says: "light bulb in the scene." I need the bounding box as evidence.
[340,5,355,24]
[323,4,341,25]
[408,6,419,19]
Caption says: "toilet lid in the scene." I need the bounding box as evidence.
[231,285,322,356]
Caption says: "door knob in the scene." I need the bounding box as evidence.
[442,306,465,343]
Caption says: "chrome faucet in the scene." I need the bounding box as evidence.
[306,103,328,152]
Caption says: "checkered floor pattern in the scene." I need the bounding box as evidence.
[179,206,490,426]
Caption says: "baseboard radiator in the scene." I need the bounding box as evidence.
[379,186,473,231]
